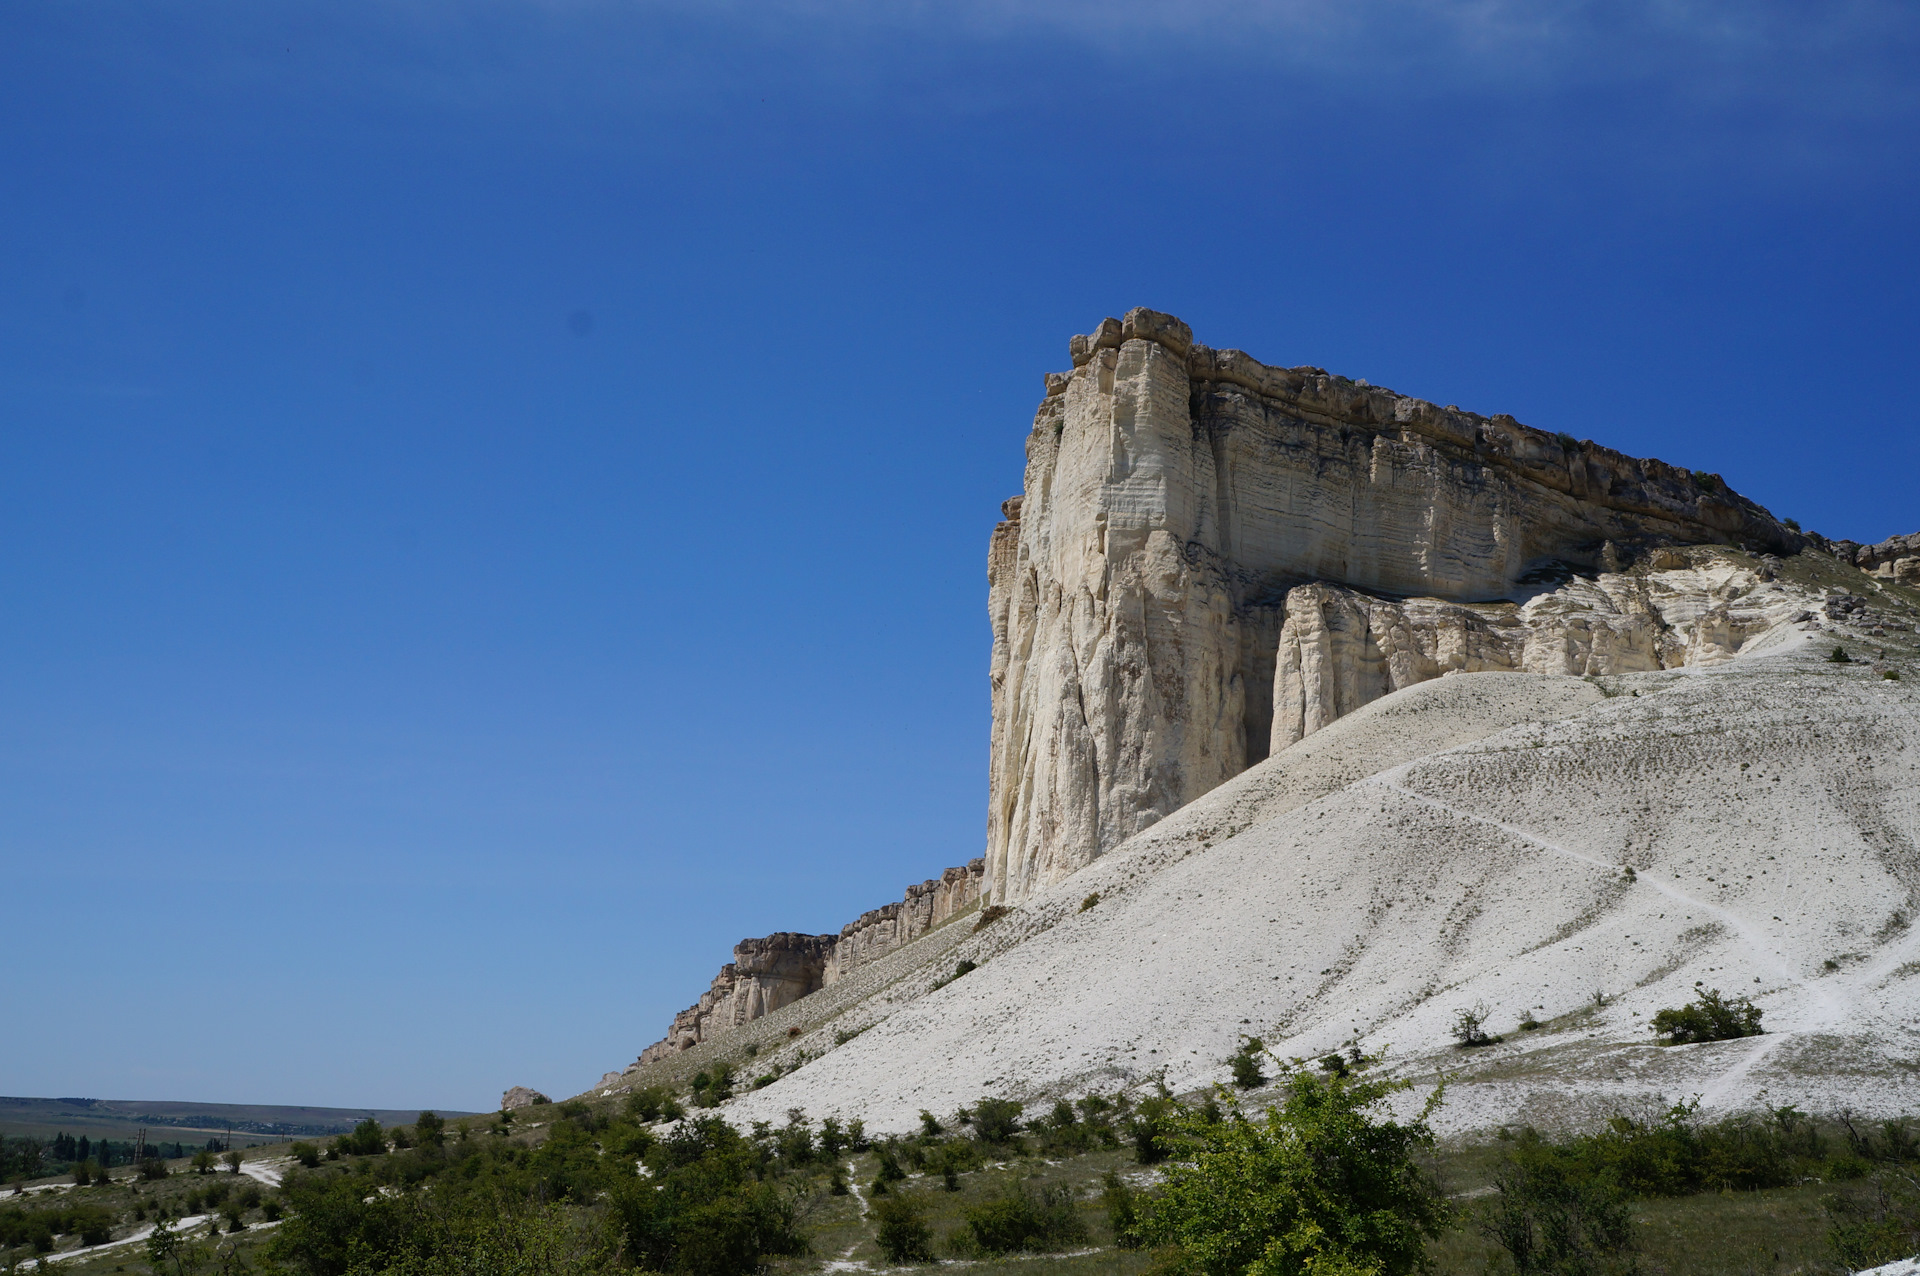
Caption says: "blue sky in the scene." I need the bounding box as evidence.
[2,1,1915,1111]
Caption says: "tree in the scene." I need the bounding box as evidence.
[225,1149,244,1174]
[336,1118,388,1156]
[415,1111,446,1149]
[872,1192,936,1263]
[971,1099,1023,1145]
[1451,1004,1500,1048]
[1483,1153,1636,1274]
[1137,1061,1451,1276]
[1230,1037,1269,1090]
[192,1149,217,1175]
[957,1183,1088,1254]
[1650,988,1762,1044]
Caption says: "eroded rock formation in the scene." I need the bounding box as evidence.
[634,860,984,1065]
[1272,552,1812,747]
[986,308,1804,905]
[1848,533,1920,586]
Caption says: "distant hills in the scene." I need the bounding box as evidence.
[0,1096,477,1145]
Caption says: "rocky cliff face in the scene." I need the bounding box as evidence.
[986,308,1804,905]
[634,860,983,1065]
[1841,533,1920,586]
[1272,550,1808,748]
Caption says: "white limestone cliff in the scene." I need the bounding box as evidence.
[985,309,1803,905]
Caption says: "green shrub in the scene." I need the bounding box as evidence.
[1228,1036,1267,1089]
[956,1183,1088,1254]
[140,1154,170,1180]
[1080,893,1100,911]
[930,960,978,991]
[818,1117,848,1161]
[1129,1093,1182,1165]
[1482,1153,1635,1275]
[692,1063,736,1107]
[872,1144,907,1190]
[290,1141,322,1168]
[1134,1062,1450,1276]
[971,1098,1024,1145]
[1452,1004,1501,1047]
[872,1192,936,1263]
[335,1118,389,1156]
[1102,1170,1142,1248]
[626,1086,684,1124]
[1495,1102,1831,1201]
[1036,1099,1097,1155]
[1650,987,1762,1044]
[1830,646,1851,663]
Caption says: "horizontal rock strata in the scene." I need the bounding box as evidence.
[634,859,983,1065]
[1273,552,1813,747]
[987,308,1805,905]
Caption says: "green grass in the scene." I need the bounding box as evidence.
[795,1134,1865,1276]
[1422,1179,1843,1274]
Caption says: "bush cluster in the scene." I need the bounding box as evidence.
[0,1202,114,1252]
[265,1102,829,1276]
[1481,1102,1920,1273]
[332,1118,389,1157]
[1124,1059,1450,1276]
[1649,987,1763,1045]
[952,1182,1088,1255]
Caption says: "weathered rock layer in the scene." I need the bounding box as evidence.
[1271,551,1811,749]
[986,308,1805,904]
[634,860,983,1065]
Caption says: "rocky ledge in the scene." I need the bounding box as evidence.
[631,859,984,1066]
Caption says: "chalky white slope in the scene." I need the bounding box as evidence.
[727,639,1920,1136]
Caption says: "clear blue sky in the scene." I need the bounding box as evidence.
[2,2,1915,1112]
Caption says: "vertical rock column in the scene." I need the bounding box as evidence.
[985,310,1250,905]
